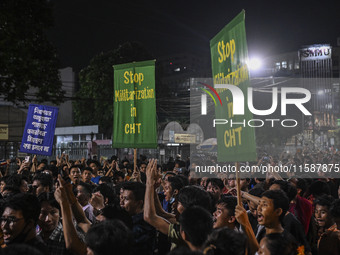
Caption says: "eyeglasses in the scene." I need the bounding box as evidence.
[0,217,24,226]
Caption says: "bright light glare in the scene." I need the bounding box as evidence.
[318,90,324,95]
[248,58,262,70]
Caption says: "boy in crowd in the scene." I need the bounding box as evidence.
[85,220,133,255]
[120,181,156,255]
[206,178,224,205]
[144,159,212,250]
[88,160,101,184]
[257,190,290,239]
[68,165,81,186]
[212,195,238,230]
[315,195,340,255]
[76,182,95,223]
[32,173,53,197]
[179,206,213,251]
[1,193,48,254]
[81,167,96,187]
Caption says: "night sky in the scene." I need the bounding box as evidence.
[47,0,340,71]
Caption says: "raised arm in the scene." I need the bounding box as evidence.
[235,205,259,255]
[143,159,172,235]
[55,177,87,255]
[58,175,91,233]
[241,191,260,205]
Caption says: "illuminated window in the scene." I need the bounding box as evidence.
[275,62,281,71]
[289,61,293,70]
[282,61,287,68]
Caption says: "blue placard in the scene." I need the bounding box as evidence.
[20,104,59,156]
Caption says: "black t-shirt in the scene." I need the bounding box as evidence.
[25,236,49,255]
[283,213,311,253]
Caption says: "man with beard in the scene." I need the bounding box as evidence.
[1,193,48,254]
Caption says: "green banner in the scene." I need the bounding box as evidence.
[113,60,157,148]
[210,10,257,162]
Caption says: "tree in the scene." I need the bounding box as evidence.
[0,0,64,104]
[73,42,153,137]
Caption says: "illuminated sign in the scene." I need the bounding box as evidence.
[299,45,332,61]
[0,124,8,140]
[175,133,196,144]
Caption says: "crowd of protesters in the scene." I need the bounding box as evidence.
[0,147,340,255]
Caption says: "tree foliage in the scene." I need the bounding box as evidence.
[0,0,64,104]
[73,42,153,137]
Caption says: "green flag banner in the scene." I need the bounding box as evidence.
[113,60,157,148]
[210,10,257,162]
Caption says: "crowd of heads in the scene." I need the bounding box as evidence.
[0,149,340,255]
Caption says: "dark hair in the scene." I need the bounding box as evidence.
[217,195,237,217]
[176,174,189,186]
[204,227,246,255]
[100,204,133,229]
[167,176,185,192]
[139,162,147,167]
[4,174,23,189]
[121,182,146,202]
[314,194,334,209]
[93,184,117,205]
[272,180,297,201]
[1,244,43,255]
[99,176,112,183]
[50,160,57,165]
[33,172,53,191]
[110,155,118,162]
[330,199,340,218]
[2,185,20,197]
[0,175,9,183]
[206,178,224,190]
[88,160,101,168]
[261,190,289,223]
[85,220,133,255]
[122,159,129,164]
[113,171,125,180]
[296,179,307,196]
[3,193,40,224]
[78,182,93,196]
[48,164,59,178]
[308,180,330,197]
[179,206,213,247]
[37,192,61,212]
[82,167,93,174]
[40,159,48,165]
[37,162,47,171]
[178,186,212,212]
[69,165,81,173]
[264,233,298,255]
[248,187,265,197]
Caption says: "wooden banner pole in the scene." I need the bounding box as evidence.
[235,162,242,206]
[134,148,137,172]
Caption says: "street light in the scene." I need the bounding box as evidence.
[248,57,262,71]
